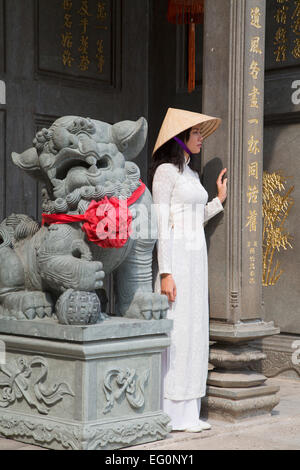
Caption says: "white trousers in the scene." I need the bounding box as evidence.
[161,347,202,430]
[163,398,201,431]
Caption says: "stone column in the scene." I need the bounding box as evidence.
[202,0,280,422]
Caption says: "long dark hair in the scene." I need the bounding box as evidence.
[148,127,201,190]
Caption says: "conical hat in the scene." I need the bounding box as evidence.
[152,108,221,156]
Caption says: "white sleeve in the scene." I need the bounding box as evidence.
[204,197,224,224]
[152,163,179,275]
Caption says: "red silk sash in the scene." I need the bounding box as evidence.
[42,181,146,248]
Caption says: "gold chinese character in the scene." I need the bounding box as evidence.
[78,0,91,17]
[251,7,262,29]
[292,16,300,34]
[249,161,259,179]
[274,44,287,61]
[63,0,72,11]
[249,85,260,108]
[96,40,105,73]
[275,5,289,23]
[292,38,300,57]
[249,278,256,285]
[292,0,300,19]
[248,119,259,124]
[97,55,105,73]
[248,136,260,155]
[61,31,73,49]
[97,1,107,21]
[80,17,89,34]
[250,36,262,54]
[97,39,104,53]
[62,49,74,67]
[79,36,89,55]
[274,27,287,44]
[274,26,287,61]
[64,13,72,28]
[246,210,257,232]
[79,54,90,71]
[249,60,260,79]
[249,247,256,254]
[247,185,259,204]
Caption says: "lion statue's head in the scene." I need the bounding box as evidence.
[12,116,148,215]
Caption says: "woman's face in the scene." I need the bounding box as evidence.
[185,125,204,154]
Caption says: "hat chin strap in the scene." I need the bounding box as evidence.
[173,136,192,155]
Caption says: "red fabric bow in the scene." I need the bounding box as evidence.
[42,181,146,248]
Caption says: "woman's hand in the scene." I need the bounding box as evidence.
[216,168,228,204]
[161,273,177,303]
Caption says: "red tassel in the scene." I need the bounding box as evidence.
[167,0,204,25]
[188,22,196,93]
[167,1,203,93]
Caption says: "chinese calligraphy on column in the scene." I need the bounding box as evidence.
[245,3,265,286]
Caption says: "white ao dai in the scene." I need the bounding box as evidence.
[152,162,223,405]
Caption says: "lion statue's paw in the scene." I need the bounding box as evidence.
[2,290,54,320]
[120,292,169,320]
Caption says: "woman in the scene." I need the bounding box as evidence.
[150,108,227,433]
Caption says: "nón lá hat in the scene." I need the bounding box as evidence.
[152,107,221,156]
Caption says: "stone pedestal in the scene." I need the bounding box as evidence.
[0,317,172,450]
[203,323,280,422]
[203,384,280,423]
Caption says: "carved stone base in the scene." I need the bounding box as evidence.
[207,370,267,388]
[210,320,280,344]
[0,410,170,450]
[202,384,280,423]
[0,317,172,450]
[206,321,281,422]
[251,334,300,379]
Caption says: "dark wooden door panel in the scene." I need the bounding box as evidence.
[148,0,204,162]
[0,0,150,314]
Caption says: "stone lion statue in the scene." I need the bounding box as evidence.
[0,116,168,323]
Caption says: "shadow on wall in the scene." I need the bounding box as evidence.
[202,156,225,253]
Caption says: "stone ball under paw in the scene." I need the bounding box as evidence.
[55,289,102,325]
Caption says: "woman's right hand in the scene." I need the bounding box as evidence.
[216,168,228,204]
[161,274,177,303]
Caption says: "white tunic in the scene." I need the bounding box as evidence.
[152,162,223,402]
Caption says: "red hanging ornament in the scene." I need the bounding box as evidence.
[167,0,205,93]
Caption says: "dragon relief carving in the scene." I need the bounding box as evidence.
[103,367,150,414]
[0,356,74,414]
[0,116,169,324]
